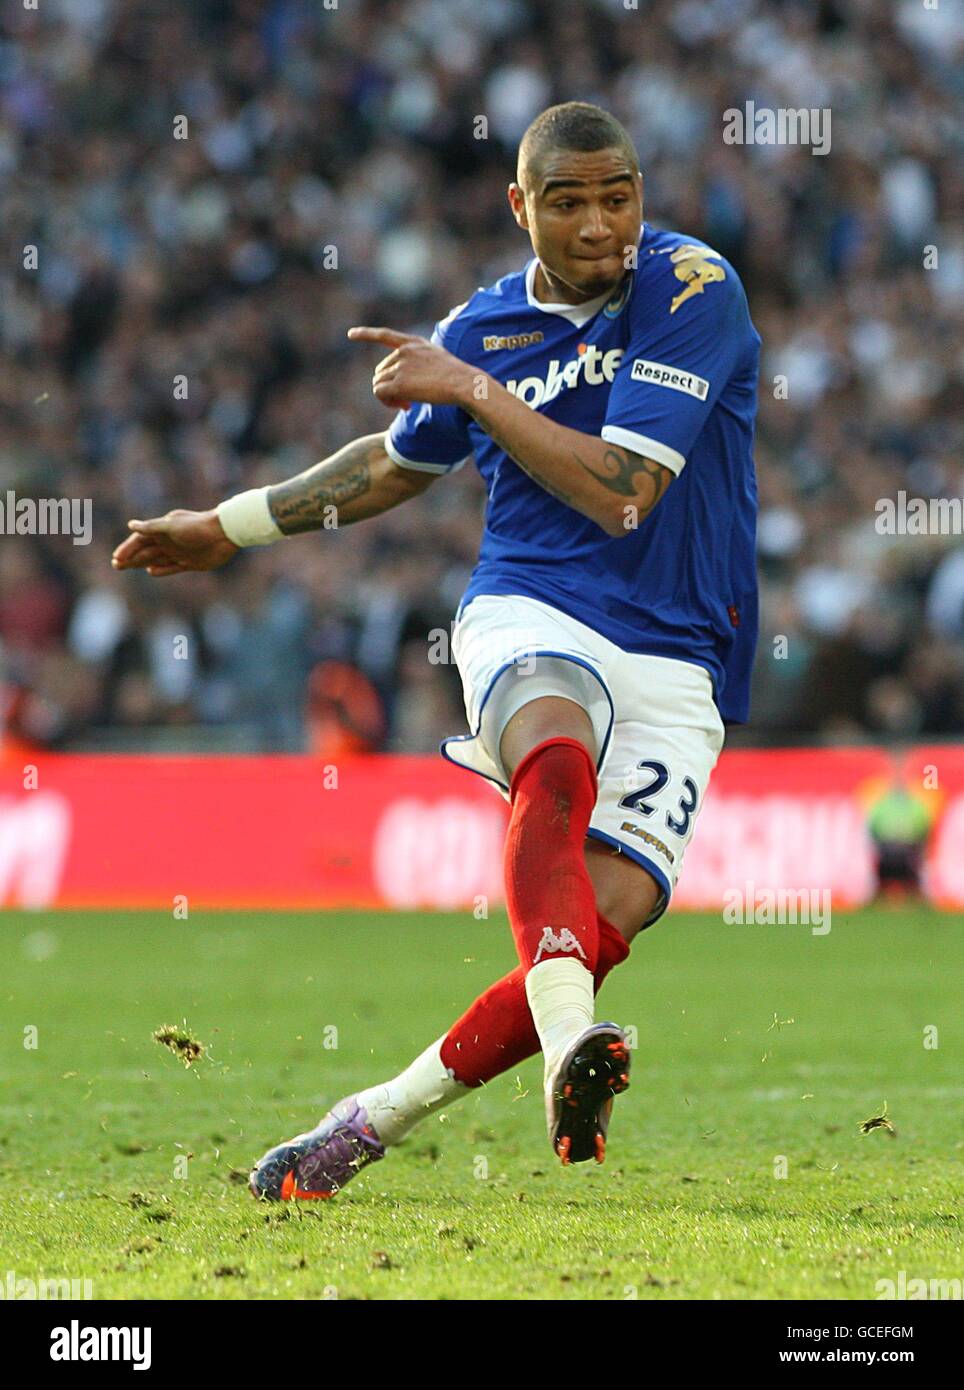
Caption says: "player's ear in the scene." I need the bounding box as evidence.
[507,183,529,231]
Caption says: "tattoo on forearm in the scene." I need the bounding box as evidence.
[467,412,574,506]
[468,396,669,525]
[574,446,669,509]
[511,455,574,507]
[268,438,377,534]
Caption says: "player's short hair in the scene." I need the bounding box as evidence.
[517,102,639,189]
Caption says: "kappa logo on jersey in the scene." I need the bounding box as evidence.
[507,345,623,408]
[533,926,588,962]
[631,358,710,400]
[482,331,545,351]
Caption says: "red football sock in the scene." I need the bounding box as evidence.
[440,912,630,1087]
[504,737,600,972]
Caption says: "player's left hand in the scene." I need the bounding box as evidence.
[347,327,477,411]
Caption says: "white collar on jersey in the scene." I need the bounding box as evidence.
[524,258,615,328]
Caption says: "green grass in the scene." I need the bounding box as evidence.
[1,907,962,1300]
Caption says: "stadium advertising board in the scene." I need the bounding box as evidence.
[1,747,960,912]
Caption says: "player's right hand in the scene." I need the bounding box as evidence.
[111,508,239,577]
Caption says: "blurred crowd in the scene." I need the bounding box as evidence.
[1,0,962,753]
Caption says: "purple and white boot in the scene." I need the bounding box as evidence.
[249,1097,385,1201]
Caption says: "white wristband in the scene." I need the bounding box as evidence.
[216,487,283,547]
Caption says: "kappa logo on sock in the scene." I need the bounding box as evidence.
[533,927,588,963]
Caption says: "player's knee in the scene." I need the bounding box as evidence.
[499,696,596,781]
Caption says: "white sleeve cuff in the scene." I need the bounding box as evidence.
[385,433,469,475]
[216,487,283,547]
[600,426,687,476]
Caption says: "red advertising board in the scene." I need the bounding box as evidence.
[0,747,961,911]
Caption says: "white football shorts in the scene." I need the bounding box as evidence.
[441,593,725,925]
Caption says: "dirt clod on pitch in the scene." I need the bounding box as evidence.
[153,1023,204,1066]
[859,1102,896,1136]
[123,1236,159,1256]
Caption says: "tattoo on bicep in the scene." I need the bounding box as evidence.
[573,445,670,509]
[268,442,375,534]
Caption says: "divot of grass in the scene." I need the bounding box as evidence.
[153,1023,204,1066]
[859,1102,896,1136]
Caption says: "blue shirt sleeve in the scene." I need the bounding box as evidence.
[602,244,751,475]
[385,303,474,475]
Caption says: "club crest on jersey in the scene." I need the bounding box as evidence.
[603,278,631,318]
[533,926,588,962]
[657,244,726,314]
[506,345,623,408]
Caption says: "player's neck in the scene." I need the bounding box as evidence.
[532,261,621,307]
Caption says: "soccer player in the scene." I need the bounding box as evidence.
[112,102,760,1197]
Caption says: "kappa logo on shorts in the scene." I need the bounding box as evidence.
[619,822,676,863]
[533,926,588,962]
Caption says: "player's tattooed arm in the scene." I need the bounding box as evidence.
[474,419,575,509]
[110,433,434,575]
[464,383,674,536]
[343,326,674,535]
[572,444,671,512]
[267,432,436,534]
[110,434,436,576]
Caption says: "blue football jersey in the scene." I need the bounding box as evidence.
[385,223,761,723]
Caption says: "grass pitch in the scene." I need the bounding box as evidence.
[1,906,961,1300]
